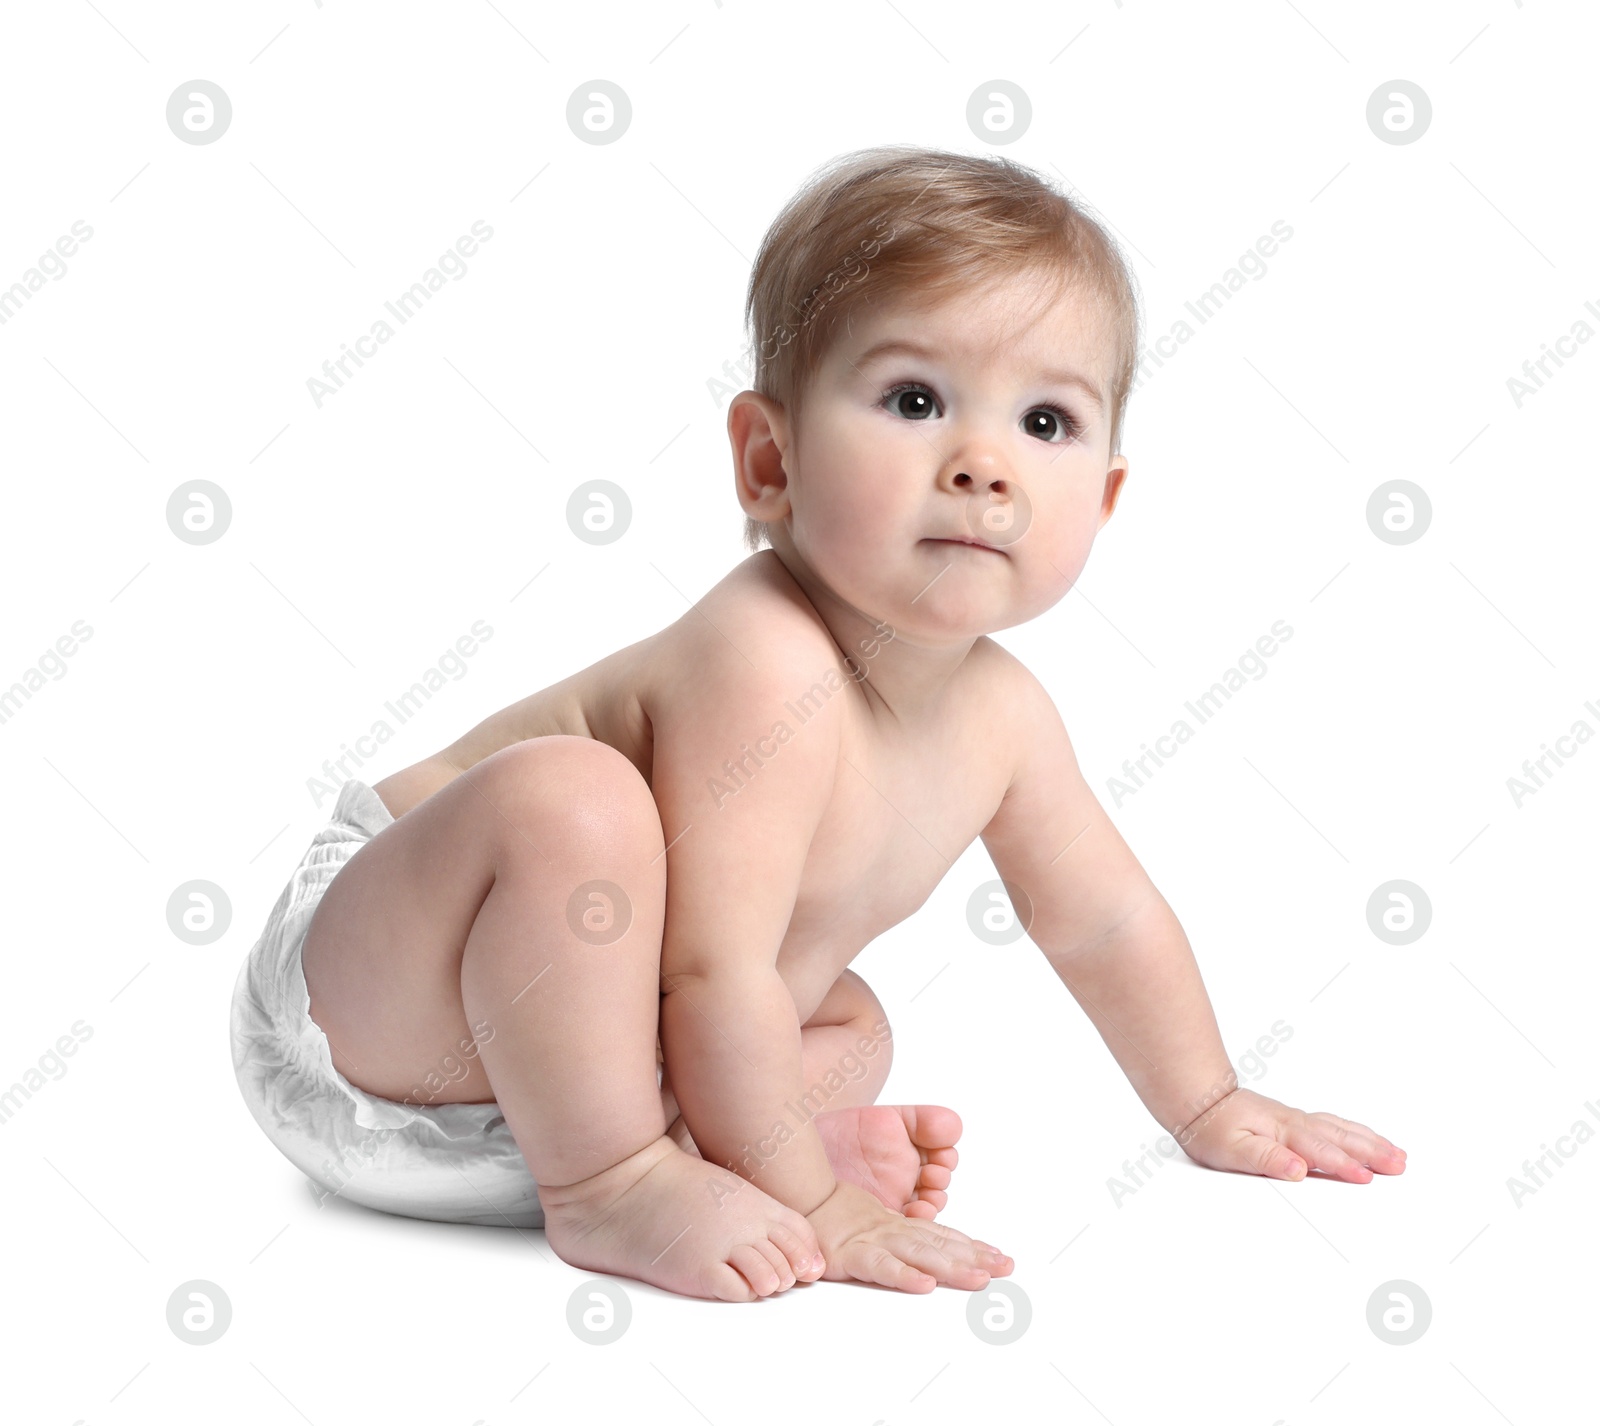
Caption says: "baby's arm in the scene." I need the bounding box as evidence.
[650,638,1005,1290]
[980,657,1406,1183]
[650,651,841,1216]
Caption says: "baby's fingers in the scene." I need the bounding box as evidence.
[892,1226,1012,1290]
[1251,1128,1371,1184]
[837,1240,938,1294]
[1231,1131,1309,1181]
[1308,1114,1408,1173]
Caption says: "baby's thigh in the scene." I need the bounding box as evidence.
[302,738,617,1104]
[301,777,505,1103]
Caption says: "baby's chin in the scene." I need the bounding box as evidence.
[789,540,1014,632]
[857,580,1022,643]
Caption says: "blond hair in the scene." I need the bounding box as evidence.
[739,144,1141,553]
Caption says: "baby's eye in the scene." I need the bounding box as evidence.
[1025,404,1081,444]
[882,383,939,421]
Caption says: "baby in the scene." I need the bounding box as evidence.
[231,145,1405,1303]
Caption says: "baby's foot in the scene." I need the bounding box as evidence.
[812,1104,961,1220]
[538,1135,825,1303]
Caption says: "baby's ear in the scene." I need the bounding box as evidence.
[728,392,792,521]
[1098,457,1130,527]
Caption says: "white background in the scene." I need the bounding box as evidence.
[2,1,1595,1423]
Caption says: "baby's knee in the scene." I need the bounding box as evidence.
[477,738,665,866]
[847,977,893,1073]
[822,972,894,1066]
[811,967,886,1029]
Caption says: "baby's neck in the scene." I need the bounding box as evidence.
[756,546,982,727]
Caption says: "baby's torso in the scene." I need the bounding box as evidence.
[404,552,1020,1023]
[767,645,1015,1021]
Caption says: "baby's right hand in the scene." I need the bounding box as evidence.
[805,1180,1013,1292]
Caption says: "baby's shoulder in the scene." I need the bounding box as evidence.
[640,556,841,709]
[961,636,1049,721]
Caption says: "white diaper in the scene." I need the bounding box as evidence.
[229,778,546,1229]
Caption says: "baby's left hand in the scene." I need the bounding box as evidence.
[1177,1088,1407,1183]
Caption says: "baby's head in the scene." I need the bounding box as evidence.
[730,145,1141,640]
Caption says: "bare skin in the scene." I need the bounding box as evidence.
[301,270,1403,1303]
[304,678,1010,1300]
[662,1073,963,1220]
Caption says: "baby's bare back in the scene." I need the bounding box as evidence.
[373,549,1021,1021]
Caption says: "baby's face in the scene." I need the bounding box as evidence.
[777,270,1128,641]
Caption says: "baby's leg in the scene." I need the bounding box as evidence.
[661,967,889,1143]
[660,968,961,1218]
[795,967,896,1107]
[301,736,821,1301]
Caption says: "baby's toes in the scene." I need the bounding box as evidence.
[904,1105,964,1157]
[906,1187,947,1216]
[767,1220,824,1280]
[728,1243,785,1297]
[919,1163,952,1193]
[707,1261,760,1302]
[753,1237,796,1289]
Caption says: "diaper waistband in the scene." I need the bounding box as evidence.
[329,777,396,837]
